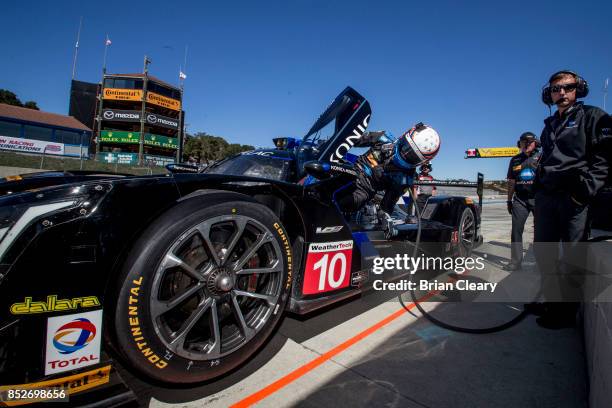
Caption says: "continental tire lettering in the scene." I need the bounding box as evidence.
[127,276,168,369]
[273,222,292,290]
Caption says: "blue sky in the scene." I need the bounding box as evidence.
[1,0,611,179]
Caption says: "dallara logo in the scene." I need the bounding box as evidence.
[10,296,101,315]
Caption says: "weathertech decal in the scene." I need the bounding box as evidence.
[303,240,353,295]
[127,276,168,369]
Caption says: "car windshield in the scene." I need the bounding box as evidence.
[205,153,290,181]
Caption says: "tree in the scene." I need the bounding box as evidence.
[0,90,22,106]
[183,132,255,164]
[23,101,40,110]
[0,89,40,110]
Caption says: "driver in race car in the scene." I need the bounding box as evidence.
[335,123,441,231]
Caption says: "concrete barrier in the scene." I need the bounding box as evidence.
[583,238,612,408]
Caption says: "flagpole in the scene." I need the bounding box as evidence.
[604,78,609,111]
[177,45,187,163]
[102,34,110,74]
[71,17,83,80]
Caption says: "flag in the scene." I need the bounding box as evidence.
[179,71,187,80]
[105,36,112,46]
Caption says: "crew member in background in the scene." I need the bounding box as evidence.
[533,70,611,329]
[412,163,436,216]
[504,132,540,271]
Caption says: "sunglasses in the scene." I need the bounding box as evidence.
[550,83,577,93]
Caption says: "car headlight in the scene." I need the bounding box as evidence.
[0,183,112,267]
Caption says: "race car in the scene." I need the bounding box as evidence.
[0,87,482,405]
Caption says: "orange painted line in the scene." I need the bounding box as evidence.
[231,289,438,408]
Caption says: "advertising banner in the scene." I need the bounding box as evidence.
[99,131,177,149]
[144,133,178,149]
[0,135,65,155]
[97,152,174,166]
[101,110,179,130]
[102,88,143,101]
[146,91,181,111]
[144,155,175,166]
[99,130,139,144]
[98,152,138,164]
[145,112,179,129]
[102,109,141,123]
[465,147,520,158]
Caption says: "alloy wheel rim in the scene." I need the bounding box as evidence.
[149,214,284,361]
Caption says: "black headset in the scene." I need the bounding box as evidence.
[541,70,589,106]
[516,132,540,148]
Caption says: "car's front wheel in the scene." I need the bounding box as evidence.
[113,197,292,383]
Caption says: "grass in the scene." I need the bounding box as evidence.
[0,151,168,176]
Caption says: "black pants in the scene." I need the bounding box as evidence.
[335,168,403,216]
[510,196,534,266]
[534,191,589,306]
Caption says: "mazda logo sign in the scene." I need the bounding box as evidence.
[103,111,115,120]
[147,114,158,124]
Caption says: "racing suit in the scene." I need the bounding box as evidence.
[335,131,416,220]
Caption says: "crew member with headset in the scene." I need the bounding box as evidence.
[504,132,540,271]
[533,70,611,329]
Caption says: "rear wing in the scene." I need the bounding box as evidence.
[414,172,485,209]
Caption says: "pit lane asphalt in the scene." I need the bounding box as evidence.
[116,202,587,408]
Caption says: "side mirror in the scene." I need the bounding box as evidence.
[303,161,331,179]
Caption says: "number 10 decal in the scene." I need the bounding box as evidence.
[303,241,353,295]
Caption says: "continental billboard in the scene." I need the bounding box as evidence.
[103,88,143,101]
[146,91,181,111]
[465,147,520,158]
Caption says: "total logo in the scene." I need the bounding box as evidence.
[519,168,535,182]
[45,310,102,375]
[53,318,97,354]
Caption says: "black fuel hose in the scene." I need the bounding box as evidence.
[398,188,530,334]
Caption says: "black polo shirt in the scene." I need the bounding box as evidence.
[507,152,539,200]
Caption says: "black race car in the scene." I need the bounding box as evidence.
[0,87,482,405]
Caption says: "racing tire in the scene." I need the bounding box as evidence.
[457,207,476,257]
[113,198,292,383]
